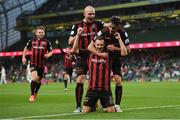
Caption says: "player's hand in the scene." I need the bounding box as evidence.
[22,57,27,65]
[55,39,59,45]
[107,44,115,51]
[44,54,49,59]
[77,27,84,36]
[114,32,121,40]
[97,52,108,58]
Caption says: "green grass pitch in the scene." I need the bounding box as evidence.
[0,81,180,119]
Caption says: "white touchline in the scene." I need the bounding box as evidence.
[6,104,180,119]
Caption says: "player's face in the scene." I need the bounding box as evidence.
[35,29,45,39]
[109,22,119,34]
[84,8,95,23]
[95,39,104,52]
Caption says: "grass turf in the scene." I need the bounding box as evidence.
[0,81,180,119]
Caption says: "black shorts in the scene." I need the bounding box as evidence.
[75,56,88,76]
[63,68,73,77]
[83,89,114,108]
[30,65,44,78]
[111,53,121,75]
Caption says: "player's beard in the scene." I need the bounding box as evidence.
[88,17,94,23]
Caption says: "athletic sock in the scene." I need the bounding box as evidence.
[34,81,41,94]
[115,85,122,105]
[64,80,67,88]
[30,80,36,95]
[75,83,84,108]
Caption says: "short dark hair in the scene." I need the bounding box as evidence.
[110,15,122,26]
[94,34,104,41]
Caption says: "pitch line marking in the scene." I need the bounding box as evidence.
[6,104,180,119]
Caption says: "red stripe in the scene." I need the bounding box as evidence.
[92,56,97,89]
[35,39,38,66]
[88,55,92,88]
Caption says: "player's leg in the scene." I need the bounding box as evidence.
[112,56,123,112]
[63,73,69,91]
[74,74,85,112]
[82,90,98,113]
[114,74,123,112]
[74,57,88,112]
[29,67,42,102]
[100,91,115,113]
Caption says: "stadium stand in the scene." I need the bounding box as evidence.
[0,0,180,82]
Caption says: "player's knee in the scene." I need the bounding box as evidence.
[114,75,122,85]
[76,74,85,83]
[82,106,91,113]
[64,74,69,80]
[106,106,115,113]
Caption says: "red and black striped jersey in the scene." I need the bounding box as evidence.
[63,53,75,69]
[88,54,112,91]
[70,20,104,56]
[26,38,52,68]
[96,28,130,50]
[56,44,75,69]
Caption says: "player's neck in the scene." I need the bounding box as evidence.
[83,18,93,24]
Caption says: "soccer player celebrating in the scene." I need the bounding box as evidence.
[88,16,130,112]
[69,6,105,112]
[82,35,115,113]
[55,40,75,91]
[22,26,53,102]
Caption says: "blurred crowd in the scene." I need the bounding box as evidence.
[0,51,179,84]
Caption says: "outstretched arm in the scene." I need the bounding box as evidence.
[55,40,65,54]
[22,46,28,65]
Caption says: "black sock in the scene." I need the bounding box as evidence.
[64,80,67,88]
[34,81,41,94]
[115,85,122,105]
[75,83,84,108]
[30,81,36,95]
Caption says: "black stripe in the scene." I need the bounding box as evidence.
[108,57,111,91]
[87,24,91,46]
[81,22,85,50]
[95,56,99,90]
[102,59,106,91]
[40,40,44,68]
[32,39,36,65]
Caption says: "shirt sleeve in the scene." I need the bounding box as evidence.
[121,31,130,46]
[46,40,53,52]
[69,24,78,37]
[25,40,32,50]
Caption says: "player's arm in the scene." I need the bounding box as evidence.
[22,46,28,65]
[55,39,65,55]
[72,27,83,53]
[114,32,128,56]
[68,36,76,46]
[68,24,79,46]
[44,40,53,59]
[22,40,31,65]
